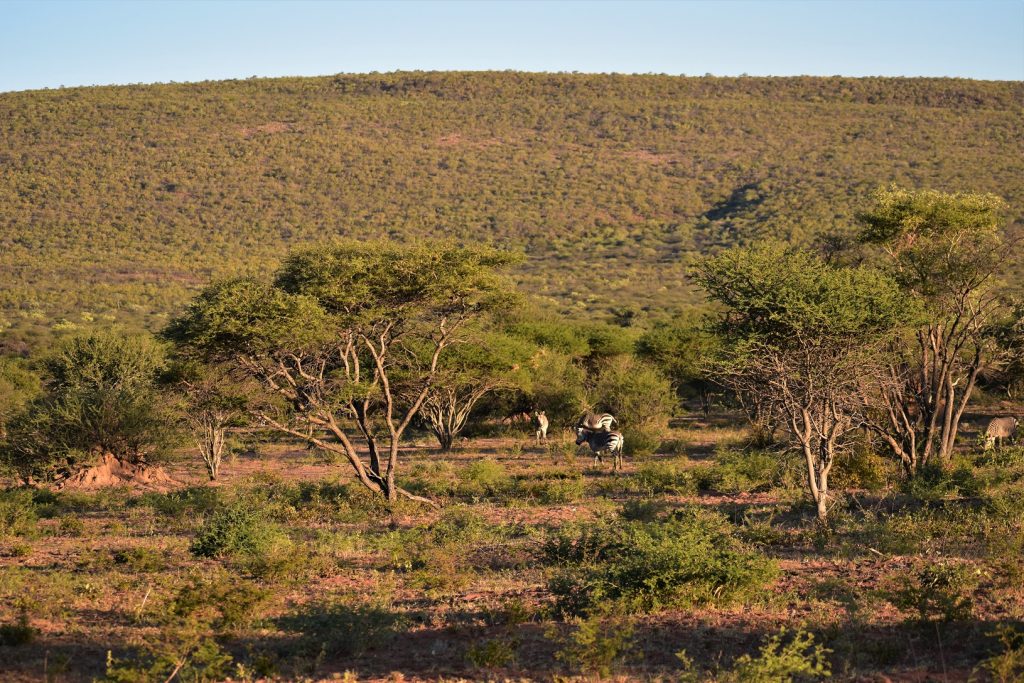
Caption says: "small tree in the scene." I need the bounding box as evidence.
[167,241,518,503]
[1,332,173,483]
[857,187,1010,472]
[418,329,535,450]
[694,243,907,521]
[167,361,251,480]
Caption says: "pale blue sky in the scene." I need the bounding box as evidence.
[1,0,1022,93]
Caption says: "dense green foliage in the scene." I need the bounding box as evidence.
[694,243,911,518]
[168,240,518,500]
[0,331,173,481]
[545,507,778,615]
[588,356,675,456]
[1,72,1021,350]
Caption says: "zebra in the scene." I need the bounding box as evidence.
[534,410,549,445]
[985,416,1019,450]
[577,412,617,432]
[575,427,625,472]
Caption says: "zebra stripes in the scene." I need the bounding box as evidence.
[575,426,625,472]
[578,412,617,432]
[985,416,1019,449]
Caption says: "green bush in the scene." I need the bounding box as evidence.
[113,547,167,573]
[633,459,700,495]
[622,422,664,458]
[590,356,676,458]
[724,627,831,682]
[700,448,798,494]
[189,503,285,560]
[104,638,233,683]
[901,463,982,502]
[142,486,222,521]
[1,331,176,482]
[551,613,636,677]
[518,475,586,504]
[466,637,519,668]
[0,603,35,646]
[831,446,894,492]
[976,624,1024,683]
[171,573,270,633]
[545,508,778,616]
[57,514,85,537]
[0,489,38,538]
[276,597,408,657]
[889,563,976,622]
[103,571,261,682]
[620,498,670,522]
[460,459,513,498]
[430,506,492,546]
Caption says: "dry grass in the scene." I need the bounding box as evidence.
[2,423,1023,681]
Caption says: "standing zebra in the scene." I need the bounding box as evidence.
[985,416,1019,450]
[577,412,617,432]
[575,427,625,472]
[534,410,549,445]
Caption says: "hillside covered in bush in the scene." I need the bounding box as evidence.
[1,72,1022,349]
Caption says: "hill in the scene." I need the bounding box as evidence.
[1,72,1022,350]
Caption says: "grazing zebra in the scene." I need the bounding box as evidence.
[985,416,1019,450]
[534,410,549,445]
[577,412,617,432]
[575,427,625,472]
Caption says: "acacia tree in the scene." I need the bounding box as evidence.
[988,301,1024,399]
[694,243,906,521]
[857,187,1010,472]
[167,241,517,502]
[418,329,534,450]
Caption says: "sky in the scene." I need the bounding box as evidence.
[1,0,1022,93]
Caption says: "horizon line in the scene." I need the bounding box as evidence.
[4,68,1022,96]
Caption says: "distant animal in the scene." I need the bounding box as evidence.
[577,412,617,432]
[500,411,532,426]
[985,416,1019,449]
[534,410,549,445]
[575,427,625,472]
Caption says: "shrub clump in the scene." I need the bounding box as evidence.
[633,459,700,495]
[699,448,799,494]
[722,627,831,682]
[545,507,778,616]
[900,462,982,502]
[888,562,976,622]
[276,596,408,657]
[459,459,514,498]
[0,489,38,539]
[189,503,285,560]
